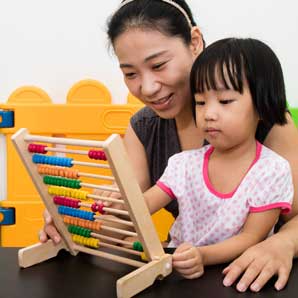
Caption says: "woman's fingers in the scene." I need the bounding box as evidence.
[222,235,294,292]
[39,209,61,244]
[274,265,292,291]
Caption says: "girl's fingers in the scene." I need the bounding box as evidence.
[173,256,198,269]
[180,269,204,279]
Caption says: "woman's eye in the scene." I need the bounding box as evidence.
[152,62,166,70]
[124,72,136,79]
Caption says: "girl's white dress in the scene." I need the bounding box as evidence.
[157,142,293,247]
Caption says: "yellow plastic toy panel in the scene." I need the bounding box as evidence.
[0,80,174,247]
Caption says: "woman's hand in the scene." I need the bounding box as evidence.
[39,209,61,244]
[172,242,204,279]
[222,234,295,292]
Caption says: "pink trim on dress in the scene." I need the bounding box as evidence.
[156,181,177,200]
[250,202,292,214]
[203,141,262,199]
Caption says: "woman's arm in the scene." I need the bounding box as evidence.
[123,123,151,192]
[223,116,298,292]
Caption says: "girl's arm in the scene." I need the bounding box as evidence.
[223,115,298,292]
[173,209,280,279]
[199,209,280,265]
[143,185,172,214]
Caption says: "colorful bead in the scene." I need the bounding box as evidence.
[28,143,47,154]
[58,206,95,221]
[48,186,88,200]
[88,150,107,161]
[91,202,105,214]
[72,234,99,248]
[38,164,79,179]
[53,196,80,208]
[63,216,102,231]
[43,176,81,189]
[68,225,92,237]
[140,252,148,261]
[133,241,143,252]
[32,154,73,167]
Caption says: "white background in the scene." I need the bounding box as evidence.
[0,0,297,107]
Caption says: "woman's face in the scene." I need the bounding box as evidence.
[114,28,200,119]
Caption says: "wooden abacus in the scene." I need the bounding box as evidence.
[12,128,172,298]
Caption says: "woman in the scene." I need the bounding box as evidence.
[40,0,298,292]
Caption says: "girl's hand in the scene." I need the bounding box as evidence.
[172,242,204,279]
[92,186,124,210]
[39,209,61,244]
[222,235,294,292]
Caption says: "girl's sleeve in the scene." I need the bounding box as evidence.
[156,153,184,200]
[248,158,293,214]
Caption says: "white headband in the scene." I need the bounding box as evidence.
[117,0,193,29]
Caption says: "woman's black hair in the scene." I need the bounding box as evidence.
[107,0,204,47]
[190,38,288,127]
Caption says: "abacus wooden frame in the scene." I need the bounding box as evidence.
[11,128,172,298]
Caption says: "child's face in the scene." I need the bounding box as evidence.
[194,80,259,151]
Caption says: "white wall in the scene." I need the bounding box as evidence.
[0,0,297,106]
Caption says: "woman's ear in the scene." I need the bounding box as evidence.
[190,26,204,58]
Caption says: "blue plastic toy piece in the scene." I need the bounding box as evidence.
[0,110,14,128]
[0,207,15,225]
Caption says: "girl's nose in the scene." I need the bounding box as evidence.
[140,73,161,98]
[204,105,218,121]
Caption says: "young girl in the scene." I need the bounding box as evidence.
[143,37,293,280]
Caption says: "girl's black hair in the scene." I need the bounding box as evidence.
[190,38,288,127]
[107,0,205,47]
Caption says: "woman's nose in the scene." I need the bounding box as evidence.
[140,73,161,98]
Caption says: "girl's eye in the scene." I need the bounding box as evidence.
[219,99,234,104]
[195,101,205,106]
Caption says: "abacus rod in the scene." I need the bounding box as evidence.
[79,202,129,216]
[79,172,114,181]
[24,134,105,148]
[82,182,119,193]
[99,241,142,256]
[88,193,124,205]
[94,216,134,227]
[73,245,145,268]
[91,232,137,248]
[43,147,89,155]
[100,225,138,237]
[73,160,110,169]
